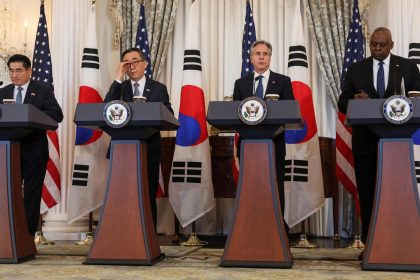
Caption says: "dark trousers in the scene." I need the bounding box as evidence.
[352,127,378,243]
[22,161,47,236]
[147,162,159,229]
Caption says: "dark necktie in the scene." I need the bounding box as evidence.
[377,61,385,98]
[16,86,23,104]
[255,75,264,99]
[133,82,140,96]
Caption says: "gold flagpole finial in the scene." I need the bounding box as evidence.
[92,0,96,4]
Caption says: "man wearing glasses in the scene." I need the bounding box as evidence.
[104,48,173,228]
[233,40,294,221]
[0,54,63,236]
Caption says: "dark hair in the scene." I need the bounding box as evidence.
[7,54,31,69]
[120,48,146,61]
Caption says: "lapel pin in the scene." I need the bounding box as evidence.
[31,92,36,96]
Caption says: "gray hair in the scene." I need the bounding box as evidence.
[250,40,272,56]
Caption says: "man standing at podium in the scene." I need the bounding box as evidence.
[233,40,294,215]
[104,48,173,228]
[0,54,63,236]
[338,27,420,244]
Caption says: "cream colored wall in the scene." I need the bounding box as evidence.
[0,0,52,84]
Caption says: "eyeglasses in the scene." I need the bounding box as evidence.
[124,59,145,68]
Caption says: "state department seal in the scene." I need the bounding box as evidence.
[238,96,267,125]
[103,100,131,128]
[383,95,413,124]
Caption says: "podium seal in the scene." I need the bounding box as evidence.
[383,95,413,124]
[238,96,267,125]
[103,100,131,128]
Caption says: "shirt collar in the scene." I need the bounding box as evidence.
[15,81,30,91]
[253,69,270,80]
[131,76,146,87]
[373,54,391,67]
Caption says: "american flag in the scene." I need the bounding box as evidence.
[31,2,61,213]
[134,2,164,197]
[336,0,364,215]
[233,0,257,184]
[135,3,153,79]
[241,0,256,78]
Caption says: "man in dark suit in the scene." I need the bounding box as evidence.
[0,54,63,236]
[104,48,173,227]
[338,27,420,244]
[233,40,294,215]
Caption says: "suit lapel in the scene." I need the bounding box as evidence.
[244,74,254,98]
[365,58,377,97]
[266,72,278,97]
[143,78,152,101]
[24,81,37,104]
[386,55,398,96]
[123,80,134,102]
[3,85,14,100]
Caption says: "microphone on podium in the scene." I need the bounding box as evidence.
[0,81,3,86]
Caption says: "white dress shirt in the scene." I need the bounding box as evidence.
[373,54,391,92]
[14,81,30,102]
[253,69,270,97]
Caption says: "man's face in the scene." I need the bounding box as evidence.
[251,43,271,74]
[8,62,32,86]
[369,31,394,61]
[122,51,147,81]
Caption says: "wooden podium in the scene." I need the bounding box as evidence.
[347,99,420,272]
[207,100,301,268]
[0,104,58,263]
[74,103,178,265]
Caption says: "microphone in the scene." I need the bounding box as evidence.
[0,81,3,86]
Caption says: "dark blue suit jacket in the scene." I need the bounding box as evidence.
[233,71,294,157]
[104,78,174,163]
[0,81,63,163]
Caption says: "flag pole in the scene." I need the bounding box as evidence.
[34,216,55,245]
[33,0,58,246]
[75,212,94,245]
[346,210,365,249]
[292,221,318,248]
[180,221,207,246]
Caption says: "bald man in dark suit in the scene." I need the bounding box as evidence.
[338,27,420,245]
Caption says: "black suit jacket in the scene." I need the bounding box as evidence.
[0,81,63,163]
[338,54,420,158]
[104,78,174,163]
[338,54,420,113]
[233,71,294,157]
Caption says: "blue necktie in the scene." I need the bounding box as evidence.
[255,75,264,99]
[377,61,385,98]
[16,86,23,104]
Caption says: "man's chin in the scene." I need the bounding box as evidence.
[372,55,385,61]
